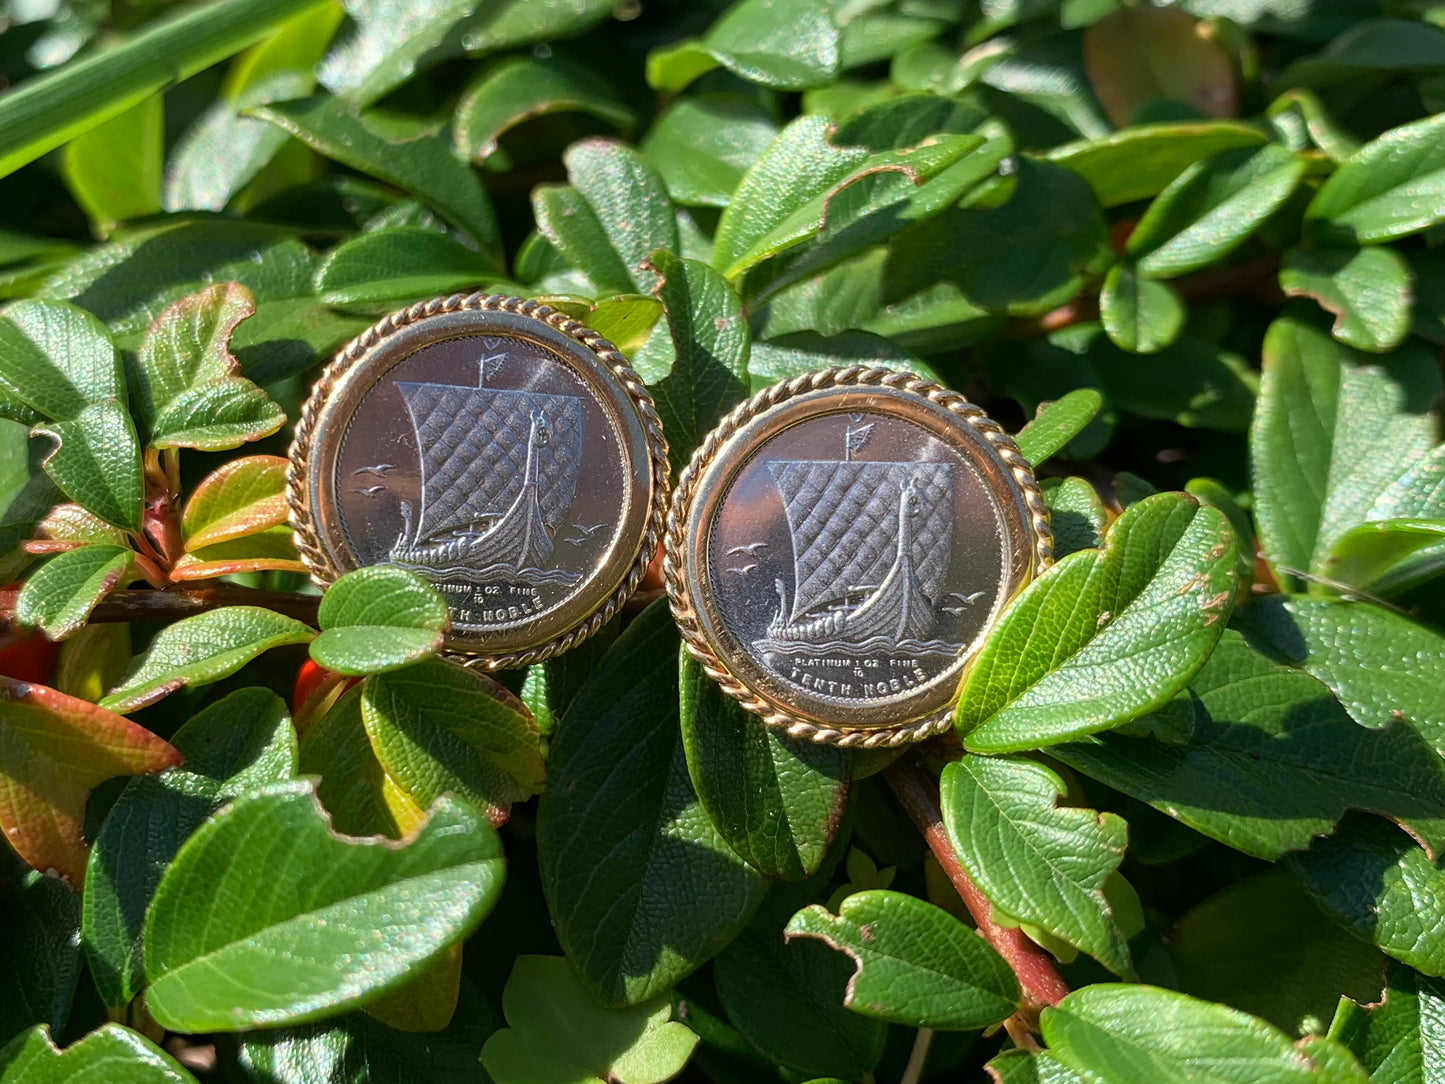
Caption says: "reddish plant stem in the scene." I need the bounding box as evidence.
[0,583,321,628]
[884,758,1070,1018]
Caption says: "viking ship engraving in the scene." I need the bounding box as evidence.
[759,426,960,656]
[387,360,584,585]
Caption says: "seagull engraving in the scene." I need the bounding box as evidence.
[353,463,395,477]
[727,542,769,556]
[941,590,987,613]
[728,563,759,576]
[352,484,387,496]
[564,523,608,544]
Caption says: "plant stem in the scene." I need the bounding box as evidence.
[0,583,320,627]
[884,758,1070,1019]
[900,1028,935,1084]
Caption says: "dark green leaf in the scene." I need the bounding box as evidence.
[747,329,935,394]
[15,543,133,640]
[680,651,849,880]
[0,299,122,423]
[647,0,840,93]
[1328,962,1445,1084]
[1280,246,1412,353]
[1099,264,1185,354]
[82,688,297,1013]
[0,1024,197,1083]
[143,781,504,1031]
[536,601,767,1006]
[1043,477,1108,558]
[298,684,405,838]
[311,565,449,675]
[1015,389,1105,466]
[34,401,144,532]
[1047,121,1268,207]
[1278,18,1445,87]
[642,95,779,208]
[1306,113,1445,245]
[315,227,497,309]
[785,889,1020,1029]
[0,874,80,1048]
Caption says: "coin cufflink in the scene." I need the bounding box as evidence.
[289,293,669,667]
[666,367,1051,747]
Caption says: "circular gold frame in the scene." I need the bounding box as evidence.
[665,367,1051,747]
[289,292,669,669]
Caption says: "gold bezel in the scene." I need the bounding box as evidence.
[288,292,669,669]
[665,367,1051,747]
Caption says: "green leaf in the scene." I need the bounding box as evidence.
[940,756,1133,976]
[15,544,134,641]
[1042,984,1370,1084]
[0,299,122,423]
[1250,312,1441,590]
[642,95,778,209]
[1052,630,1445,861]
[536,601,767,1006]
[143,780,504,1032]
[1015,389,1105,466]
[100,606,316,714]
[1046,121,1268,208]
[1129,145,1306,279]
[1099,264,1186,354]
[0,1024,197,1083]
[1411,249,1445,346]
[1170,868,1388,1032]
[1329,963,1445,1084]
[299,684,409,838]
[785,890,1020,1029]
[1279,246,1411,354]
[455,55,635,163]
[1289,815,1445,979]
[1240,596,1445,756]
[959,492,1238,753]
[82,688,297,1014]
[311,566,449,675]
[1306,113,1445,245]
[565,140,678,293]
[1320,519,1445,593]
[647,0,840,93]
[1043,477,1109,558]
[61,95,163,233]
[747,329,935,393]
[1277,18,1445,87]
[252,95,502,262]
[532,187,637,297]
[361,658,544,827]
[181,453,290,550]
[0,873,81,1048]
[34,401,144,532]
[131,283,286,451]
[643,250,750,478]
[680,651,849,880]
[0,0,326,180]
[314,227,497,310]
[481,956,698,1084]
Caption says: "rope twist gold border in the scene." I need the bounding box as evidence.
[664,366,1052,748]
[288,291,670,670]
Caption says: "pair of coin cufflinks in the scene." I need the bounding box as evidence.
[289,294,1052,747]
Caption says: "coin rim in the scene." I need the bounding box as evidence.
[665,366,1052,748]
[288,291,669,669]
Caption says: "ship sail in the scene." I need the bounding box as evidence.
[767,459,953,622]
[395,379,583,547]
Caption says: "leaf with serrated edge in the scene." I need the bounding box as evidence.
[786,890,1019,1029]
[310,566,449,676]
[1052,630,1445,861]
[15,544,134,640]
[481,956,698,1084]
[0,676,180,884]
[959,492,1238,753]
[362,658,543,828]
[82,688,297,1013]
[100,606,315,713]
[0,1023,197,1083]
[0,299,122,421]
[142,779,504,1032]
[181,454,289,550]
[34,400,144,531]
[941,757,1133,976]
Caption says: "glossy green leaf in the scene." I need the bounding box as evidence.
[1042,984,1370,1083]
[34,401,144,533]
[1129,145,1306,278]
[82,688,298,1013]
[1047,121,1268,207]
[1278,18,1445,86]
[1289,815,1445,979]
[1250,312,1441,590]
[481,956,698,1084]
[644,250,750,478]
[299,684,410,839]
[61,95,163,233]
[536,601,768,1006]
[566,140,677,293]
[143,780,504,1031]
[311,566,449,675]
[1015,389,1105,466]
[181,454,290,550]
[0,1024,197,1083]
[647,0,840,92]
[1043,477,1109,558]
[455,55,635,163]
[315,227,496,309]
[532,187,637,297]
[642,95,777,210]
[1280,246,1411,353]
[0,299,122,424]
[170,525,307,581]
[959,492,1238,753]
[100,606,316,714]
[786,890,1020,1029]
[680,651,848,880]
[1320,519,1445,592]
[0,0,325,180]
[1306,113,1445,244]
[1100,264,1185,354]
[1267,88,1360,163]
[252,95,501,261]
[1053,630,1445,861]
[1329,963,1445,1084]
[941,756,1133,976]
[15,544,133,641]
[747,329,934,393]
[0,873,81,1048]
[361,658,543,827]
